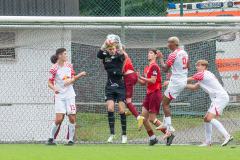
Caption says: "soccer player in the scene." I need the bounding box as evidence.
[186,60,233,147]
[47,48,86,145]
[97,34,127,144]
[158,37,189,140]
[138,49,168,146]
[122,47,145,130]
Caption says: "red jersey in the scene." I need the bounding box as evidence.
[123,57,134,73]
[143,62,162,94]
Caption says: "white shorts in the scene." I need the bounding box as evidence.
[55,97,76,115]
[164,80,186,100]
[208,95,229,116]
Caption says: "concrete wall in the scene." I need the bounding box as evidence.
[0,29,71,142]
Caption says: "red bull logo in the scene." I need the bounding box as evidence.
[62,75,70,80]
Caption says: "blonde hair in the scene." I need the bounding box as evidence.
[168,36,180,46]
[196,59,209,68]
[106,45,116,50]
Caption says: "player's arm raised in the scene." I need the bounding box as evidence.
[158,51,172,73]
[97,40,110,59]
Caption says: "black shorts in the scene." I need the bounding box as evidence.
[105,81,126,102]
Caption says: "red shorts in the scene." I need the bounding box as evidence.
[124,72,138,98]
[143,90,162,114]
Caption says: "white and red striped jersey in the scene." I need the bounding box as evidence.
[49,62,76,99]
[192,70,228,100]
[166,48,188,81]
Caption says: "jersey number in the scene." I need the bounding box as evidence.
[182,57,188,69]
[70,105,76,111]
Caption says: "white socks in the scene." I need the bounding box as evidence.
[165,116,172,130]
[210,119,230,139]
[50,123,59,139]
[205,122,212,144]
[68,123,76,142]
[149,135,156,140]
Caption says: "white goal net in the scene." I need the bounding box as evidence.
[0,16,239,144]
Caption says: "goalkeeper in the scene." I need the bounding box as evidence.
[97,34,127,144]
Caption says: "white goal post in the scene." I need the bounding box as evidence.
[0,16,240,24]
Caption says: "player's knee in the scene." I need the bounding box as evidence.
[162,101,169,108]
[107,107,114,112]
[204,116,211,122]
[162,96,171,106]
[148,115,156,123]
[118,107,125,114]
[149,119,154,124]
[68,115,76,123]
[118,101,125,113]
[107,106,114,112]
[143,117,149,123]
[107,104,114,112]
[55,118,63,125]
[162,101,168,109]
[118,109,124,114]
[69,119,75,124]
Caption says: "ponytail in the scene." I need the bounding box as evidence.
[50,54,58,64]
[50,48,66,64]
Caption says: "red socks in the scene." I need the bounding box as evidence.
[147,129,154,137]
[126,102,139,118]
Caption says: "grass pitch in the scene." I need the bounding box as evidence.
[0,144,239,160]
[76,113,203,141]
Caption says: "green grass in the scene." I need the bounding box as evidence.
[75,110,240,142]
[233,131,240,144]
[76,113,203,141]
[0,144,239,160]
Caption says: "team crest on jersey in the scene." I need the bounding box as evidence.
[105,57,112,62]
[153,70,157,76]
[111,55,115,59]
[62,75,70,80]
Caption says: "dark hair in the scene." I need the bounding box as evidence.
[148,48,162,59]
[50,55,58,64]
[56,48,66,55]
[50,48,66,64]
[149,48,158,55]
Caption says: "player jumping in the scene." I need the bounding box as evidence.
[138,49,168,146]
[186,60,233,147]
[122,46,145,131]
[97,34,127,144]
[158,37,189,142]
[47,48,86,145]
